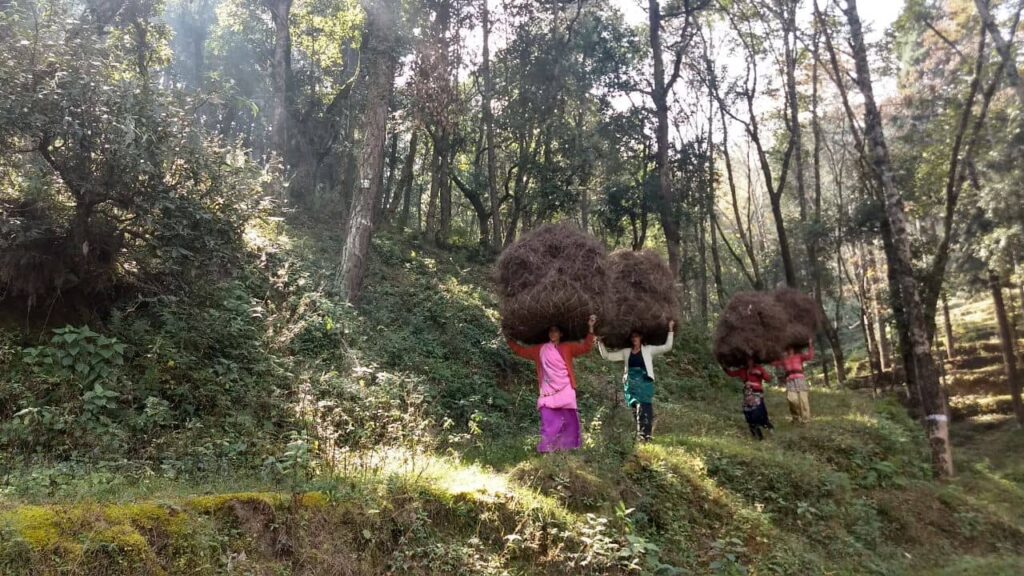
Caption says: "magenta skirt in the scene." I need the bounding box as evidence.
[537,407,581,453]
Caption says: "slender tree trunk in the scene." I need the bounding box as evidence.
[808,19,846,383]
[942,292,956,360]
[648,0,681,278]
[720,106,762,288]
[337,0,398,302]
[482,0,501,250]
[698,217,709,322]
[394,130,419,226]
[425,147,440,237]
[990,270,1024,426]
[379,133,399,223]
[973,0,1024,112]
[868,247,892,372]
[266,0,293,168]
[856,244,883,385]
[768,195,798,286]
[783,0,808,285]
[844,0,952,477]
[451,175,490,248]
[436,132,453,247]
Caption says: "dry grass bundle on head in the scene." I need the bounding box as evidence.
[598,249,679,350]
[713,291,790,367]
[496,223,610,344]
[772,287,822,350]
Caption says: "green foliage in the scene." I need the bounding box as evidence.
[0,0,274,304]
[22,326,126,389]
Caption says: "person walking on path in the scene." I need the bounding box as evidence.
[773,340,814,424]
[597,321,675,442]
[507,315,597,452]
[724,358,775,440]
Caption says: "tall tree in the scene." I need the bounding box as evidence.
[647,0,704,279]
[842,0,953,477]
[481,0,501,251]
[263,0,293,167]
[337,0,400,302]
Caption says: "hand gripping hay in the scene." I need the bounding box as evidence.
[496,223,610,344]
[598,250,679,350]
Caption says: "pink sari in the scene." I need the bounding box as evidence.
[537,343,581,452]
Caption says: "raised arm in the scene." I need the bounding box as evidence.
[801,341,815,363]
[647,326,675,356]
[567,316,597,358]
[506,338,539,361]
[568,333,596,357]
[597,340,627,361]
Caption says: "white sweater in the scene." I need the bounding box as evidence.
[597,332,674,381]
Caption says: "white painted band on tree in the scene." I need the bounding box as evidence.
[925,414,948,422]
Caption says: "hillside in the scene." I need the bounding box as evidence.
[1,219,1023,575]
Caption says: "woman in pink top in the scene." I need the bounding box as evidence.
[773,339,814,423]
[507,315,597,452]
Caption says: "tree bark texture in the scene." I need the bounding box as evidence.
[843,0,952,477]
[990,270,1024,426]
[337,0,398,303]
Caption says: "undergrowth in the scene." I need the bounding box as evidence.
[2,218,1023,574]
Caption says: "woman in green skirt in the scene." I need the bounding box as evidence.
[597,321,674,441]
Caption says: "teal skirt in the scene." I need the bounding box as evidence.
[624,367,654,407]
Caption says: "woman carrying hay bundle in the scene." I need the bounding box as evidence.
[507,315,598,453]
[773,339,815,424]
[597,321,675,442]
[724,358,775,440]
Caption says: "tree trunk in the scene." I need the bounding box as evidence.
[782,0,808,289]
[648,0,681,279]
[973,0,1024,112]
[337,0,398,302]
[868,247,892,372]
[808,18,846,384]
[855,244,883,386]
[266,0,293,169]
[381,133,399,219]
[436,130,453,247]
[451,174,490,248]
[481,0,501,251]
[768,194,798,287]
[844,0,952,477]
[942,292,956,360]
[990,270,1024,426]
[720,106,762,288]
[698,217,709,322]
[393,129,419,226]
[425,147,440,237]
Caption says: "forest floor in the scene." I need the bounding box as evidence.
[1,219,1023,575]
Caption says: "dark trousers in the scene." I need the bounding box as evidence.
[743,402,773,440]
[633,402,654,441]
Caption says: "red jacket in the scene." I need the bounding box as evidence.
[773,343,814,379]
[725,365,772,392]
[507,333,595,390]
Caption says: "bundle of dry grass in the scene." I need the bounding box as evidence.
[496,223,610,344]
[713,291,790,366]
[714,288,821,366]
[598,249,679,349]
[772,287,822,350]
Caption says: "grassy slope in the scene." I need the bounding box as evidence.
[2,221,1023,575]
